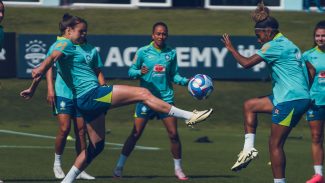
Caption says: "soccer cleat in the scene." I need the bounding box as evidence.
[76,171,95,180]
[306,174,325,183]
[53,165,65,179]
[113,167,123,178]
[231,148,258,172]
[0,179,3,183]
[175,168,189,181]
[185,108,213,127]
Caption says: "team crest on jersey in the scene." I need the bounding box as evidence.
[261,43,270,53]
[141,105,148,114]
[55,42,67,50]
[307,110,314,118]
[60,101,66,111]
[85,54,92,63]
[165,54,171,61]
[153,64,166,72]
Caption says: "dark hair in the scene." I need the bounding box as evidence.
[313,20,325,46]
[59,13,87,36]
[251,2,279,30]
[152,22,168,33]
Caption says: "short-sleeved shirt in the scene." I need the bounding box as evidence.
[128,42,188,103]
[51,37,103,98]
[303,46,325,105]
[47,37,103,99]
[256,33,310,105]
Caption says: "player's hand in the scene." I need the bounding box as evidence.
[141,66,149,75]
[221,33,236,53]
[20,88,34,100]
[47,90,55,106]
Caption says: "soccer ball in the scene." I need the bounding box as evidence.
[188,74,214,100]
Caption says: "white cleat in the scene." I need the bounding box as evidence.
[76,171,95,180]
[231,148,258,172]
[0,179,3,183]
[53,165,65,179]
[185,108,213,127]
[113,167,123,178]
[175,168,189,181]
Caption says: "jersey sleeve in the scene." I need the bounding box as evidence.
[128,49,143,78]
[169,50,189,86]
[53,39,75,57]
[256,42,282,64]
[90,46,104,69]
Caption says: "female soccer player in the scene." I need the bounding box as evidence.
[20,13,213,183]
[45,34,103,180]
[304,20,325,183]
[221,3,310,183]
[113,22,189,180]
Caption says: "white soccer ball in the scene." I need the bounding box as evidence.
[188,74,214,100]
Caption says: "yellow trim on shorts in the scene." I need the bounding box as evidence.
[279,109,294,127]
[94,92,112,103]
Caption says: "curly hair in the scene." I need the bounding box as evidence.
[251,1,279,30]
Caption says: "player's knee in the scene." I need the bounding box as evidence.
[139,88,152,100]
[86,140,105,164]
[243,99,255,112]
[169,133,180,143]
[311,132,323,144]
[59,126,71,137]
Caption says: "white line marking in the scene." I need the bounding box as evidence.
[0,129,160,150]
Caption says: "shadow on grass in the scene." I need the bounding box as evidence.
[3,178,58,182]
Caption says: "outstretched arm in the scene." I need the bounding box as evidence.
[221,33,263,68]
[20,50,64,100]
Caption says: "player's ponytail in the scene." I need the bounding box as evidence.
[59,13,87,36]
[252,1,279,31]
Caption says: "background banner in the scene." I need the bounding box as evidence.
[17,34,269,80]
[0,32,16,78]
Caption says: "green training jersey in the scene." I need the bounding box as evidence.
[256,33,310,105]
[51,37,103,98]
[129,42,188,103]
[303,46,325,105]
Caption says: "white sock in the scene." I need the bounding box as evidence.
[116,154,127,168]
[274,178,286,183]
[168,106,192,120]
[174,159,182,170]
[61,165,80,183]
[243,133,255,151]
[314,165,323,176]
[54,153,62,167]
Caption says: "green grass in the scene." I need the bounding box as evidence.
[0,7,321,183]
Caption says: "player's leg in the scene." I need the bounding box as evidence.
[162,116,188,181]
[306,120,325,183]
[231,96,273,171]
[72,117,95,180]
[269,99,310,183]
[54,114,72,179]
[111,85,213,126]
[61,114,106,183]
[113,117,148,177]
[269,124,292,183]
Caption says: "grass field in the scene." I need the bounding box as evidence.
[0,6,322,183]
